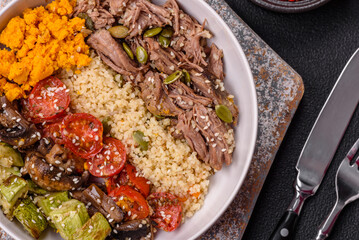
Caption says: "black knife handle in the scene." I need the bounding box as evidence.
[269,210,299,240]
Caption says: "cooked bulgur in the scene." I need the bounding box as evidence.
[59,55,213,218]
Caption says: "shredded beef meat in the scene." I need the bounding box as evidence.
[104,0,131,16]
[175,104,232,170]
[190,71,239,124]
[176,111,209,163]
[88,8,115,29]
[144,38,180,74]
[139,71,182,117]
[193,104,232,169]
[166,80,212,110]
[121,0,171,38]
[73,0,115,29]
[87,29,146,77]
[208,44,224,80]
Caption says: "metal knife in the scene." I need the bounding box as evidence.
[269,48,359,240]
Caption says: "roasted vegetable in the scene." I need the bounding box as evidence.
[0,166,21,184]
[0,176,28,217]
[83,184,123,224]
[49,199,89,240]
[27,180,48,195]
[35,191,69,228]
[111,218,153,240]
[0,143,23,167]
[73,212,111,240]
[14,198,48,239]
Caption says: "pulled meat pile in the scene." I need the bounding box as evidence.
[75,0,238,170]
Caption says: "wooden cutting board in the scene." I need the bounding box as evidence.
[0,0,304,239]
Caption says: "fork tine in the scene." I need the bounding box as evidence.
[346,138,359,161]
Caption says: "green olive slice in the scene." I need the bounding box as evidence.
[143,27,163,38]
[215,105,233,123]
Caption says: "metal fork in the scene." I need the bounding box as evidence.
[315,138,359,240]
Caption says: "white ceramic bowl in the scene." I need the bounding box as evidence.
[0,0,258,239]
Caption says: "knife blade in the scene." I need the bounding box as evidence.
[269,48,359,240]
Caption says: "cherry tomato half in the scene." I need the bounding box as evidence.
[28,76,70,123]
[88,137,126,177]
[126,164,150,197]
[42,121,65,145]
[109,185,149,220]
[106,164,150,197]
[147,192,182,232]
[62,113,103,159]
[106,170,128,194]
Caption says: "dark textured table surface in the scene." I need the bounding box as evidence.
[229,0,359,240]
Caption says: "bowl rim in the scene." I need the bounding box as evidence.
[0,0,258,239]
[250,0,331,13]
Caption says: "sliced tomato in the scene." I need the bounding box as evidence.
[28,76,70,123]
[62,113,103,159]
[42,121,65,144]
[126,164,150,197]
[106,164,150,197]
[106,170,128,194]
[88,137,126,177]
[148,192,182,232]
[109,185,149,220]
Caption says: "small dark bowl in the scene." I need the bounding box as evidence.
[250,0,331,13]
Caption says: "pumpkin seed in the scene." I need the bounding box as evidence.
[158,36,170,48]
[164,71,183,84]
[133,130,149,151]
[160,27,174,38]
[122,42,134,60]
[136,46,148,64]
[215,105,233,123]
[143,27,162,38]
[77,13,94,31]
[182,69,191,83]
[108,25,129,38]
